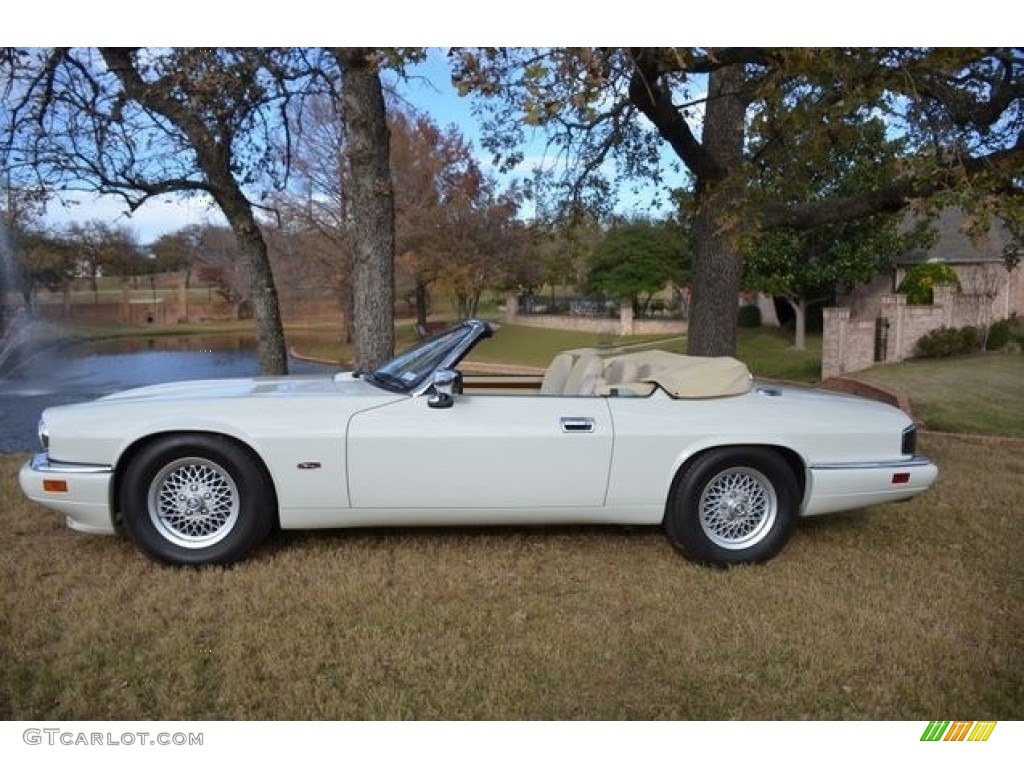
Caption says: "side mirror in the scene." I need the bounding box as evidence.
[427,369,459,409]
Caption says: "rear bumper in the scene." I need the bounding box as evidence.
[19,452,116,534]
[802,455,938,517]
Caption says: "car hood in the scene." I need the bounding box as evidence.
[753,381,904,415]
[98,372,381,403]
[741,381,915,443]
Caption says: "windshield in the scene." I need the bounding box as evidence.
[366,323,480,394]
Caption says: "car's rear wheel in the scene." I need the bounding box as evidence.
[664,447,799,566]
[119,434,275,565]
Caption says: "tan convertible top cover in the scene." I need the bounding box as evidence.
[613,350,753,398]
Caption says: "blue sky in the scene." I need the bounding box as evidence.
[41,48,686,243]
[40,50,523,243]
[23,10,983,243]
[41,51,474,243]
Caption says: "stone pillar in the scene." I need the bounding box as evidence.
[120,279,131,324]
[618,299,634,336]
[822,307,849,379]
[177,272,189,323]
[505,292,518,325]
[880,294,906,362]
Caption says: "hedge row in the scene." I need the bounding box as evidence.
[915,319,1016,358]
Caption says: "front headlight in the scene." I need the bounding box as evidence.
[38,418,49,451]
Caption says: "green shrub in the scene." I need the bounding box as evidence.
[985,320,1011,351]
[916,327,957,357]
[1008,315,1024,344]
[898,263,961,305]
[958,326,980,351]
[738,304,762,328]
[915,326,981,358]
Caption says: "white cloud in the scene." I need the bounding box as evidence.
[44,192,227,246]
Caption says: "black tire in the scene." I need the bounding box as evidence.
[664,447,799,566]
[118,434,275,565]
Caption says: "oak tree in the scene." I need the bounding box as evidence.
[64,219,142,301]
[586,217,688,315]
[451,47,1023,356]
[3,47,296,373]
[328,48,396,370]
[743,114,920,350]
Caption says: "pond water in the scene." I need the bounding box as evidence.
[0,334,337,454]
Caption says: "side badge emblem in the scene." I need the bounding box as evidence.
[297,462,322,470]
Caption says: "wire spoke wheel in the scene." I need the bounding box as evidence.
[147,457,240,548]
[666,448,798,566]
[698,466,778,550]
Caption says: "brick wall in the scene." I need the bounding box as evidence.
[822,308,877,379]
[823,283,1013,379]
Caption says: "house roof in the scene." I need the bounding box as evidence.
[896,208,1019,266]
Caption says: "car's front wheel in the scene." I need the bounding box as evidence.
[664,447,799,566]
[118,434,275,565]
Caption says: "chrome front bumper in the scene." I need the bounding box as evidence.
[29,452,112,474]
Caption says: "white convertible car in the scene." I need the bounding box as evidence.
[19,319,937,567]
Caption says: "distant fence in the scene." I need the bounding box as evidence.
[26,295,341,325]
[516,294,685,319]
[505,294,687,336]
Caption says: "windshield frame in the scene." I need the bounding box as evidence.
[364,320,492,395]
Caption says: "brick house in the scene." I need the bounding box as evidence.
[840,207,1022,321]
[822,208,1021,379]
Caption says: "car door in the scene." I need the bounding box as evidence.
[346,394,613,509]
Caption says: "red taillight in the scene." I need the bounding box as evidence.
[43,479,68,493]
[892,473,910,485]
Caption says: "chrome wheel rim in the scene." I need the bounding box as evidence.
[147,457,240,548]
[699,467,777,550]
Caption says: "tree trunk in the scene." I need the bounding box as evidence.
[686,65,748,358]
[221,198,288,374]
[415,277,429,329]
[337,48,395,371]
[689,198,744,356]
[340,281,354,345]
[94,48,289,375]
[788,297,807,351]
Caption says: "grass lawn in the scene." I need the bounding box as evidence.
[288,321,823,382]
[49,315,825,381]
[63,318,348,340]
[736,328,822,383]
[1,433,1020,720]
[465,325,679,369]
[3,320,1018,719]
[465,324,823,383]
[852,354,1024,437]
[288,322,682,370]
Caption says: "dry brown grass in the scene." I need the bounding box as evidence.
[2,434,1021,720]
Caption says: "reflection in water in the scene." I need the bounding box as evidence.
[0,333,337,454]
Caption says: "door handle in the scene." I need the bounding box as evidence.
[560,417,595,433]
